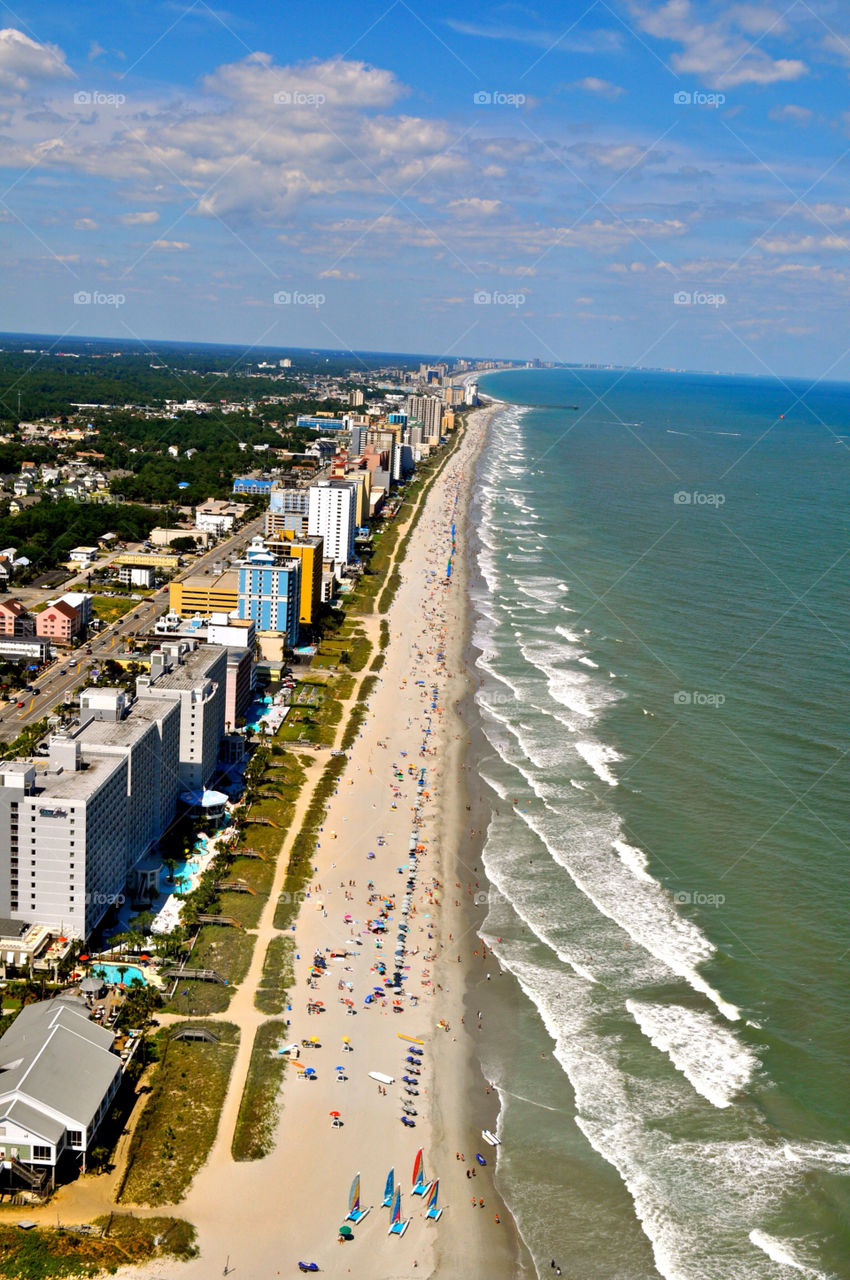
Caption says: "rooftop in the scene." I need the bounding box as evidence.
[30,752,126,801]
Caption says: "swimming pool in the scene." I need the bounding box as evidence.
[94,963,147,986]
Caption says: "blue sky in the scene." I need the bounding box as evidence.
[1,1,850,377]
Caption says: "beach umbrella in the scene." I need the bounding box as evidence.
[339,1224,353,1238]
[329,1110,340,1117]
[309,1035,320,1043]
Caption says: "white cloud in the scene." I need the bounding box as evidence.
[151,239,190,250]
[761,233,850,253]
[0,28,72,91]
[74,217,98,229]
[768,104,812,125]
[629,1,807,87]
[448,197,503,217]
[120,210,160,225]
[445,18,624,55]
[203,52,403,111]
[571,77,626,100]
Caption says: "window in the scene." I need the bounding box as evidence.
[67,1130,83,1147]
[33,1145,51,1161]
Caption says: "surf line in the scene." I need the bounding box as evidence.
[498,1086,567,1115]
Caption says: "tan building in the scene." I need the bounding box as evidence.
[169,571,238,616]
[115,551,180,571]
[150,525,212,549]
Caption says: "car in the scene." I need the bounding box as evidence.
[32,688,40,695]
[16,701,23,708]
[85,647,92,654]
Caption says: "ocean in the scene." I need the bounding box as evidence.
[467,369,850,1280]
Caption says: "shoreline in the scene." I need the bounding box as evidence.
[9,403,536,1280]
[101,403,529,1280]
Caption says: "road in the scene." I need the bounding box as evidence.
[0,515,265,744]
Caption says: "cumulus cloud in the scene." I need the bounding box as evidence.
[74,217,98,229]
[151,238,190,250]
[768,104,812,125]
[629,0,807,87]
[761,233,850,253]
[203,52,403,110]
[571,77,626,99]
[120,210,160,225]
[0,28,73,91]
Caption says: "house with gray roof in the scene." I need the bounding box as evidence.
[0,995,121,1182]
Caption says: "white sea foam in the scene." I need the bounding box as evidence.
[749,1230,828,1277]
[575,740,622,785]
[782,1141,850,1168]
[578,656,599,668]
[487,939,800,1280]
[626,1000,759,1107]
[613,840,653,882]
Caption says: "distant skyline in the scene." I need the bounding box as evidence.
[2,2,850,379]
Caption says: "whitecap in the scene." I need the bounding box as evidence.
[626,1000,759,1107]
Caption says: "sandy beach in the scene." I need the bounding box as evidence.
[91,403,532,1280]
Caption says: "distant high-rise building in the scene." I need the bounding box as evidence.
[406,395,443,441]
[349,388,364,406]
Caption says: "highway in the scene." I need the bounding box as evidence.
[0,514,265,745]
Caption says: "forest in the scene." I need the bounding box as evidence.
[0,499,160,570]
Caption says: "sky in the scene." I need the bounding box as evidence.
[1,1,850,378]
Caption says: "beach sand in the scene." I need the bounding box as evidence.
[94,404,532,1280]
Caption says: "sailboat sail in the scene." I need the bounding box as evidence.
[391,1187,401,1225]
[427,1179,438,1209]
[383,1168,394,1205]
[348,1172,360,1214]
[412,1147,424,1188]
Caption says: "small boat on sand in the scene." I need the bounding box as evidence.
[482,1129,501,1147]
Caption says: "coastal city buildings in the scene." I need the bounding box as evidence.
[235,540,301,646]
[0,994,122,1181]
[308,479,356,564]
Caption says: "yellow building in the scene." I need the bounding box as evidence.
[169,570,238,616]
[266,532,323,626]
[329,465,371,525]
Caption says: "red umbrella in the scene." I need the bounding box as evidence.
[79,954,89,962]
[329,1111,340,1117]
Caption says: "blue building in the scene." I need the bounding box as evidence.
[236,553,301,646]
[296,416,345,430]
[233,477,273,496]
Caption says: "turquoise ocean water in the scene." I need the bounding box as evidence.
[469,369,850,1280]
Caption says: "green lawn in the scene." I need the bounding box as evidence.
[0,1216,196,1279]
[255,935,294,1015]
[118,1023,239,1206]
[231,1020,289,1161]
[90,594,136,624]
[162,927,255,1015]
